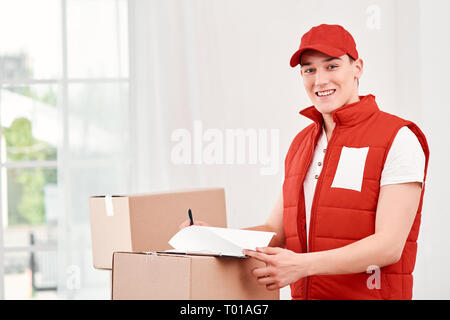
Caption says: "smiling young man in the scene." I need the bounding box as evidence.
[243,23,430,300]
[179,24,430,300]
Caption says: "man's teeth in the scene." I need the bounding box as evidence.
[316,89,336,97]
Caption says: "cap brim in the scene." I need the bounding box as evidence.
[290,44,346,68]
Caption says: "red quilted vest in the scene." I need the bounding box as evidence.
[283,94,430,300]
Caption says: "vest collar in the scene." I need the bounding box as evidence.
[299,94,379,127]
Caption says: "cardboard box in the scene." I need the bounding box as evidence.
[111,252,280,300]
[89,188,227,269]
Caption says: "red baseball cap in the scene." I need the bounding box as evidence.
[290,24,358,68]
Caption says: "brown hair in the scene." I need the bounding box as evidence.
[348,54,360,87]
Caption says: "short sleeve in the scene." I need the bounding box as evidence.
[380,126,426,187]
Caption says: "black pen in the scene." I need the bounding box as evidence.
[188,208,194,226]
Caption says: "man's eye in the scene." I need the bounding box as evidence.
[304,68,314,73]
[328,65,338,69]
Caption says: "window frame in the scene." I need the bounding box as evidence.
[0,0,130,299]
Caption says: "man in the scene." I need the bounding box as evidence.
[179,24,429,300]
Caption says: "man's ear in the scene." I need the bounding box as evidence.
[355,58,364,79]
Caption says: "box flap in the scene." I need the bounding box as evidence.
[89,197,132,269]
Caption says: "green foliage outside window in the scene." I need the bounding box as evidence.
[2,117,57,225]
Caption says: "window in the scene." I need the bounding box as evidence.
[0,0,130,299]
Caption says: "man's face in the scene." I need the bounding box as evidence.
[300,50,363,114]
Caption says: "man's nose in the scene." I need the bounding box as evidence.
[314,69,329,87]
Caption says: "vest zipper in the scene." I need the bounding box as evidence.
[300,128,322,252]
[305,125,340,300]
[301,125,322,299]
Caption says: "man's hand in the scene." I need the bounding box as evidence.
[178,219,211,230]
[243,247,309,291]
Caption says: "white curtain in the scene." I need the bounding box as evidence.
[414,0,450,300]
[55,0,130,300]
[129,0,450,299]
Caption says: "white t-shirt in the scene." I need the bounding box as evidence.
[303,126,426,248]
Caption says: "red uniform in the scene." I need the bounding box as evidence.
[283,94,430,299]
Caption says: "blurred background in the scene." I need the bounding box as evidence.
[0,0,448,300]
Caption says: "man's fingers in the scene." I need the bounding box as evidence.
[266,283,279,291]
[243,249,270,263]
[178,220,191,230]
[195,221,210,227]
[251,266,272,278]
[256,246,283,255]
[257,276,275,286]
[178,220,211,230]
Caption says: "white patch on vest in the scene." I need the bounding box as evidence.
[331,146,369,192]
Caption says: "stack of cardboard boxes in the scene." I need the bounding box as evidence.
[89,188,279,300]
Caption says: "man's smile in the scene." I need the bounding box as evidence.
[315,89,336,98]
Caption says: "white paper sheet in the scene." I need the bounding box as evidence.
[166,226,276,258]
